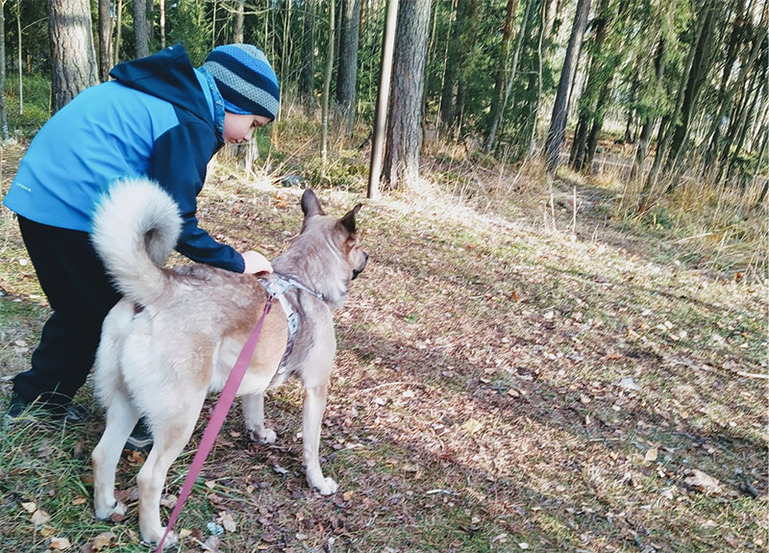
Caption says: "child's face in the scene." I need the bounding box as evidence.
[223,113,271,144]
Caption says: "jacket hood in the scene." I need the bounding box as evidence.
[109,44,213,129]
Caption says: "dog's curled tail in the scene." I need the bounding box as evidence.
[92,177,181,305]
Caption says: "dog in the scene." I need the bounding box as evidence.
[90,178,367,546]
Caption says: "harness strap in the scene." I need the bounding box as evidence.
[259,274,324,373]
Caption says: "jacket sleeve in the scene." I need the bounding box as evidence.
[148,121,245,273]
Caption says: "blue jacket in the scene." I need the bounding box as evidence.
[3,44,245,272]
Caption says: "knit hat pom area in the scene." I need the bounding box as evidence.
[203,44,280,121]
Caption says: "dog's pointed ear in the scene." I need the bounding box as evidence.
[339,204,362,234]
[301,189,325,217]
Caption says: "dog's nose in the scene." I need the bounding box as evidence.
[352,253,369,280]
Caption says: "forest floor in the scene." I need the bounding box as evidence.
[0,133,766,553]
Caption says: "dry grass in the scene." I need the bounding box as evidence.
[0,127,767,553]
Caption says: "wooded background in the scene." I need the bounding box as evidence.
[0,0,766,202]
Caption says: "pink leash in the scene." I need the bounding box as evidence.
[156,297,273,551]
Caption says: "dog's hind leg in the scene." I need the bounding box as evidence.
[302,383,338,495]
[136,395,205,547]
[92,388,140,520]
[242,392,276,444]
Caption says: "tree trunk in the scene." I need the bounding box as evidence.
[486,0,519,148]
[15,1,22,115]
[233,0,244,42]
[98,0,113,81]
[570,6,607,172]
[382,0,432,189]
[114,0,123,66]
[454,0,479,133]
[133,0,149,58]
[336,0,362,135]
[703,0,745,170]
[159,0,165,48]
[321,0,336,164]
[439,0,464,131]
[0,0,8,140]
[584,75,613,170]
[48,0,98,113]
[368,0,399,199]
[642,0,712,205]
[544,0,591,174]
[725,68,762,180]
[631,38,665,180]
[487,0,534,153]
[299,0,316,114]
[664,0,716,176]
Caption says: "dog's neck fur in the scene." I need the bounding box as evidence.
[272,239,350,311]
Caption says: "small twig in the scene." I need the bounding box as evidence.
[425,489,456,496]
[674,232,713,243]
[354,381,425,393]
[736,371,769,380]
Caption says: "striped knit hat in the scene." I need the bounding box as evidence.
[203,44,280,121]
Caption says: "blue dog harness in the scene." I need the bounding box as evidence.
[259,274,324,370]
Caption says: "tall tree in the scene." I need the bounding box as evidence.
[98,0,113,81]
[485,0,519,152]
[544,0,591,173]
[48,0,98,113]
[321,0,336,163]
[299,0,316,113]
[134,0,149,58]
[0,0,7,140]
[663,0,719,176]
[336,0,362,134]
[232,0,245,42]
[368,0,399,199]
[439,0,466,131]
[382,0,432,188]
[159,0,166,48]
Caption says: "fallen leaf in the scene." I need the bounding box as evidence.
[342,490,354,501]
[71,496,88,506]
[160,494,178,508]
[618,377,641,391]
[644,447,658,463]
[461,418,483,434]
[217,511,237,533]
[49,536,71,550]
[201,535,221,552]
[91,531,116,551]
[36,445,55,458]
[684,469,723,495]
[21,501,37,513]
[30,509,51,526]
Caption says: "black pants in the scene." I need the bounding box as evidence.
[13,216,122,406]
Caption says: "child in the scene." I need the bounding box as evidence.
[3,44,279,435]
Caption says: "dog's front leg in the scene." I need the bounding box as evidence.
[302,383,337,495]
[242,392,276,444]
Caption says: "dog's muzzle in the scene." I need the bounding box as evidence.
[352,253,369,280]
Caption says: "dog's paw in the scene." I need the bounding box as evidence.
[312,476,338,496]
[94,500,126,521]
[143,528,178,549]
[248,428,277,444]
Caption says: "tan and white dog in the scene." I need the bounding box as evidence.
[90,178,367,546]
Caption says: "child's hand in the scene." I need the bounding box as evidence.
[242,250,273,274]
